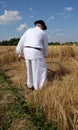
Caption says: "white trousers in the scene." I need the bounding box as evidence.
[25,58,47,90]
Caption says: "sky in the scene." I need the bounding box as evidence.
[0,0,78,43]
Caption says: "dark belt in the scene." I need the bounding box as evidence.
[24,46,41,51]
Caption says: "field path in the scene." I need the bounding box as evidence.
[0,69,38,130]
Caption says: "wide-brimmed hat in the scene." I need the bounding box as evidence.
[34,20,47,30]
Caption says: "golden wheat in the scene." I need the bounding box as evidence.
[0,45,78,130]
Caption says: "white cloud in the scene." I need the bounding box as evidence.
[59,7,73,19]
[59,12,70,19]
[17,23,27,32]
[55,29,60,32]
[65,7,73,11]
[29,7,36,14]
[58,33,64,36]
[47,16,55,22]
[0,10,21,24]
[50,16,55,20]
[68,35,73,39]
[29,8,33,11]
[30,15,34,18]
[62,14,70,19]
[59,12,64,16]
[48,29,64,42]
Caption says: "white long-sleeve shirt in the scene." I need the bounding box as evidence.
[16,26,48,59]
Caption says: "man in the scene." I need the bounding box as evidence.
[16,20,48,90]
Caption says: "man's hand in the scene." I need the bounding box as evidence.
[18,54,22,61]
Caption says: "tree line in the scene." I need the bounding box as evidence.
[0,38,78,46]
[0,38,20,46]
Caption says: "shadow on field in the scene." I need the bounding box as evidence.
[4,66,18,72]
[47,69,63,81]
[47,65,70,82]
[2,67,18,79]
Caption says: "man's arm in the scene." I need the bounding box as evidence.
[16,32,26,59]
[42,34,48,57]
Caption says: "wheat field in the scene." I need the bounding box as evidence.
[0,45,78,130]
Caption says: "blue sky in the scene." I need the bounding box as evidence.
[0,0,78,42]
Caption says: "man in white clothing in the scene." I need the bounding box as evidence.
[16,20,48,90]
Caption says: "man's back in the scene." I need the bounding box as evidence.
[23,26,46,48]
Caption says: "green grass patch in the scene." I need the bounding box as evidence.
[0,70,57,130]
